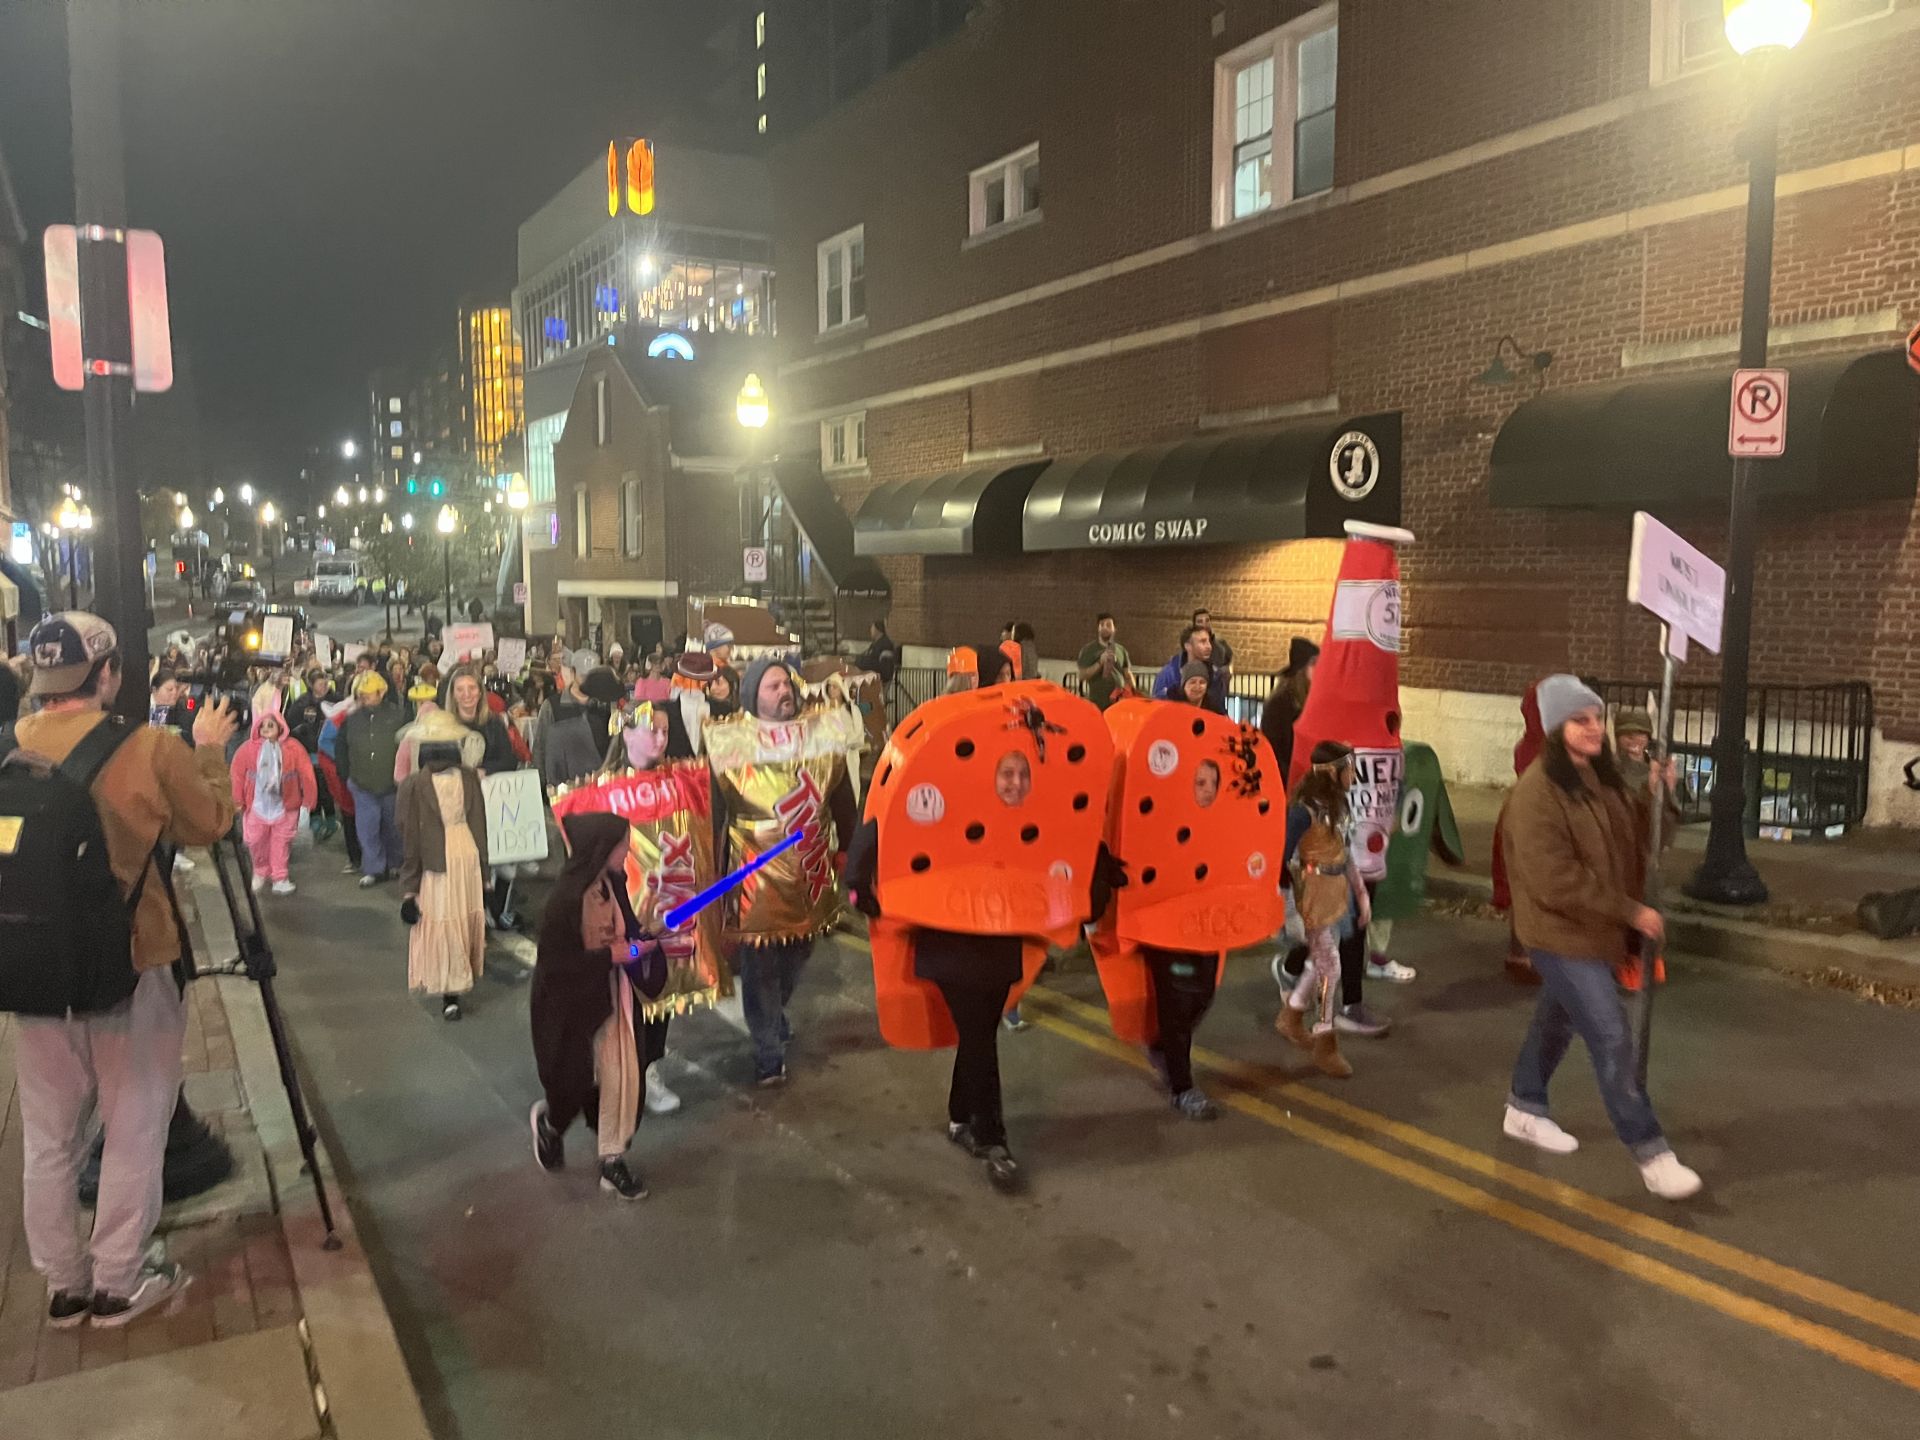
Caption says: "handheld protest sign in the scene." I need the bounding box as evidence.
[1091,698,1286,1044]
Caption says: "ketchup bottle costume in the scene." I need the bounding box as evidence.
[1089,700,1287,1110]
[845,679,1113,1184]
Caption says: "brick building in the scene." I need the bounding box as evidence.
[766,0,1920,822]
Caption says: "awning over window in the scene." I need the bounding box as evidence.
[769,458,891,596]
[1488,349,1919,512]
[853,460,1049,557]
[1021,413,1402,553]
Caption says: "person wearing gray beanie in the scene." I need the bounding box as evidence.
[1497,674,1701,1200]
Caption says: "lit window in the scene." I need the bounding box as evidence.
[968,144,1041,238]
[756,10,765,47]
[758,114,768,135]
[389,420,403,437]
[820,412,868,471]
[574,488,591,558]
[622,474,644,557]
[757,62,767,99]
[817,225,865,333]
[390,445,403,459]
[388,396,402,414]
[1211,3,1337,228]
[1651,0,1889,82]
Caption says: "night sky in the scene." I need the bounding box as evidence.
[0,0,738,494]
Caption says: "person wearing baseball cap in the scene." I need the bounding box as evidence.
[4,612,240,1327]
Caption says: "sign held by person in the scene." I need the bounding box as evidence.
[495,637,527,677]
[444,622,494,662]
[482,769,549,866]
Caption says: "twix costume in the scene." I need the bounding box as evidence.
[859,681,1114,1049]
[1090,700,1287,1110]
[550,761,728,1018]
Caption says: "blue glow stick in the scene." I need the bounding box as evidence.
[662,829,806,931]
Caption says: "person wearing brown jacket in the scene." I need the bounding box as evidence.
[1499,675,1702,1202]
[8,613,239,1328]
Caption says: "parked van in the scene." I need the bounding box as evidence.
[311,553,366,603]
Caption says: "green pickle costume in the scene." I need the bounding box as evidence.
[1370,742,1464,933]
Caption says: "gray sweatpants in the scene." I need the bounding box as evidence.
[15,969,186,1297]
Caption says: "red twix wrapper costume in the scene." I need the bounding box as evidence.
[1090,700,1288,1044]
[1289,521,1417,883]
[863,681,1113,1049]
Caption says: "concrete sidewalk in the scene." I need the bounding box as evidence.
[1439,782,1920,992]
[0,849,432,1440]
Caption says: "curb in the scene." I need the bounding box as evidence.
[1427,872,1920,992]
[187,864,433,1440]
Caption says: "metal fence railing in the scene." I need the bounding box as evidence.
[1584,679,1873,837]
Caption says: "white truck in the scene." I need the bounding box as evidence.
[311,552,367,604]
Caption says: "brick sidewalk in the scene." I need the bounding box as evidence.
[0,981,302,1393]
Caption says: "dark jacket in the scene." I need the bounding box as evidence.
[335,703,406,797]
[286,691,329,754]
[856,633,901,684]
[1501,751,1650,964]
[1152,652,1227,711]
[1260,678,1308,779]
[537,697,606,792]
[0,664,19,727]
[397,765,489,895]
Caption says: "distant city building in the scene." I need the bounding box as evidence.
[459,303,524,476]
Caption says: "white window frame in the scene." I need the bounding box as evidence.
[621,474,644,557]
[574,488,591,559]
[757,61,767,99]
[756,10,766,47]
[968,143,1041,238]
[1210,2,1338,230]
[1651,0,1894,84]
[817,225,866,333]
[594,375,612,446]
[820,412,868,473]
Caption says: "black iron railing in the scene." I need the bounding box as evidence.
[1584,679,1873,837]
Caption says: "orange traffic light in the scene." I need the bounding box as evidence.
[625,140,655,216]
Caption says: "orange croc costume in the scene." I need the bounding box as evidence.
[859,681,1114,1049]
[1090,699,1288,1044]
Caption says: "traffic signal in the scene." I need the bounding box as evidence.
[429,480,444,498]
[175,560,186,576]
[406,478,418,495]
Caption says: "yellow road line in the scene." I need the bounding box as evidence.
[1027,983,1920,1352]
[1018,1007,1920,1394]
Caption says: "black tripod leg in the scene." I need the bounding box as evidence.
[256,975,340,1249]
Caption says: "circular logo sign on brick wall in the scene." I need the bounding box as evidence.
[1329,431,1381,501]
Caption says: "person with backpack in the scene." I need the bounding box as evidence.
[0,612,239,1329]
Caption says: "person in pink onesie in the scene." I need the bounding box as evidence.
[233,688,318,895]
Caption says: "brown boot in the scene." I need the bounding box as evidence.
[1311,1029,1353,1079]
[1275,1003,1310,1049]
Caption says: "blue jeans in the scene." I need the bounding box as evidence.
[1509,948,1668,1161]
[738,940,810,1078]
[349,784,401,877]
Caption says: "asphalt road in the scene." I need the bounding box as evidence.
[148,596,417,660]
[238,825,1920,1440]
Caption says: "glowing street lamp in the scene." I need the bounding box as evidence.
[259,501,276,526]
[211,487,225,506]
[506,472,530,511]
[401,513,415,531]
[334,485,351,506]
[735,372,770,430]
[55,497,83,607]
[238,483,254,505]
[1689,0,1813,906]
[342,439,358,460]
[178,505,195,531]
[435,505,458,625]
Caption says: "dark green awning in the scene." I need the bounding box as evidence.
[853,460,1048,557]
[1489,349,1919,511]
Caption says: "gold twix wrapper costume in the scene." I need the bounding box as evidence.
[705,704,861,946]
[550,761,729,1018]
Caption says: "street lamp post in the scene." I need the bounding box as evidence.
[1687,0,1810,907]
[436,505,457,633]
[260,501,278,600]
[736,373,771,604]
[379,513,395,640]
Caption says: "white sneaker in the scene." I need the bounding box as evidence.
[271,880,296,896]
[250,874,267,894]
[90,1261,191,1329]
[172,852,196,873]
[1639,1151,1703,1200]
[644,1068,681,1115]
[1366,957,1418,984]
[1502,1105,1579,1155]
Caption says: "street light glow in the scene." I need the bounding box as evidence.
[239,483,255,504]
[56,497,80,531]
[211,487,225,506]
[358,487,369,503]
[736,372,770,430]
[260,501,277,526]
[436,505,457,536]
[507,473,530,511]
[317,505,327,519]
[342,439,358,459]
[335,486,351,505]
[402,513,415,531]
[178,506,195,530]
[373,486,386,504]
[1723,0,1812,54]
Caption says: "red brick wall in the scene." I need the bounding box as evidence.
[771,0,1920,734]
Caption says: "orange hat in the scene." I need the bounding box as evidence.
[945,647,977,678]
[999,640,1024,680]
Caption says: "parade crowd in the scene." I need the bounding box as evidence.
[0,563,1701,1330]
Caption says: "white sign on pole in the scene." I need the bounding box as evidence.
[743,546,769,584]
[1729,368,1788,458]
[259,615,295,659]
[482,770,550,866]
[1627,512,1725,655]
[495,637,528,677]
[444,622,494,662]
[512,581,529,606]
[314,634,335,671]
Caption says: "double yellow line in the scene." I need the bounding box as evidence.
[1015,982,1920,1394]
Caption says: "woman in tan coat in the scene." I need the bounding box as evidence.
[1499,676,1700,1201]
